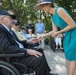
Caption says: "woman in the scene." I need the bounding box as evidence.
[34,0,76,75]
[28,29,36,38]
[54,27,63,49]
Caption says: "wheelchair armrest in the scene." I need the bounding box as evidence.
[0,53,25,58]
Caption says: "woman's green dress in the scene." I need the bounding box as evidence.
[51,7,76,61]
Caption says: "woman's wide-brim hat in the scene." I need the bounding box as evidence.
[34,0,53,10]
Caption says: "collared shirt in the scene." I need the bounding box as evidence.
[2,24,9,31]
[35,22,45,34]
[19,31,31,39]
[2,24,24,48]
[27,34,36,38]
[11,28,26,41]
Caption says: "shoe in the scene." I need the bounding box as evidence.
[50,73,58,75]
[55,48,58,49]
[60,48,63,49]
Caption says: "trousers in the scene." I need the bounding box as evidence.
[37,33,45,49]
[13,49,51,75]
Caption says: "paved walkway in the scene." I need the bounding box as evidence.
[44,45,66,75]
[25,45,76,75]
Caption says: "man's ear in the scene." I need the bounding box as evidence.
[0,17,4,24]
[1,17,3,20]
[8,10,14,15]
[2,16,5,21]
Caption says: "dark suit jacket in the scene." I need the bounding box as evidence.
[0,24,27,54]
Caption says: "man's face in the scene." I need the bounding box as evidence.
[22,30,26,33]
[38,19,41,23]
[0,2,2,6]
[28,20,32,24]
[12,24,19,31]
[28,29,32,34]
[2,15,13,28]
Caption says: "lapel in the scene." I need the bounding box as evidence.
[0,24,18,44]
[0,24,22,48]
[0,24,20,43]
[0,24,12,36]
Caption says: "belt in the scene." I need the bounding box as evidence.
[37,33,43,34]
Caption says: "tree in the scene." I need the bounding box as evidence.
[2,0,38,26]
[2,0,76,28]
[54,0,76,21]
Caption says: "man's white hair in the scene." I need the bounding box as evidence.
[0,15,4,18]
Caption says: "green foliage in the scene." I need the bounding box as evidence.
[42,14,52,32]
[1,0,76,30]
[45,36,51,45]
[54,0,76,21]
[2,0,38,26]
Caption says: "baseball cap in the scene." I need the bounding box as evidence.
[0,0,3,2]
[20,26,26,31]
[0,10,16,19]
[12,20,20,26]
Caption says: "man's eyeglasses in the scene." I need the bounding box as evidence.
[15,24,19,26]
[15,22,20,26]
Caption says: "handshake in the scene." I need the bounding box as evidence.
[26,36,44,57]
[26,35,44,57]
[27,36,43,44]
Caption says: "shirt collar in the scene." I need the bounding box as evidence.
[1,24,10,31]
[11,28,17,32]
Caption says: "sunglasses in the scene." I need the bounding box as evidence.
[29,30,32,32]
[15,22,20,26]
[15,24,19,26]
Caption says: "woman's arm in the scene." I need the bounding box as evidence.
[43,21,57,37]
[57,7,75,33]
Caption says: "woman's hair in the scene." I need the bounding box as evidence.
[44,3,54,8]
[50,3,54,8]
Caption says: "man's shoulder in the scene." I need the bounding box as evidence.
[0,24,5,30]
[0,24,3,27]
[0,24,8,35]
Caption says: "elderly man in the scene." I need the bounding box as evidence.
[0,10,58,75]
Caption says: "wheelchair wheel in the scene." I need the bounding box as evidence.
[0,61,20,75]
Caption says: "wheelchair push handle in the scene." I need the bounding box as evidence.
[0,53,25,58]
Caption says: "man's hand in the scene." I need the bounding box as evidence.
[8,10,14,15]
[27,49,43,58]
[27,38,39,44]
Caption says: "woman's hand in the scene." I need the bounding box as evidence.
[52,32,60,37]
[38,34,45,42]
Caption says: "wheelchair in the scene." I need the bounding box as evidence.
[0,53,34,75]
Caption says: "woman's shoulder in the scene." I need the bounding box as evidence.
[56,7,68,16]
[57,7,66,13]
